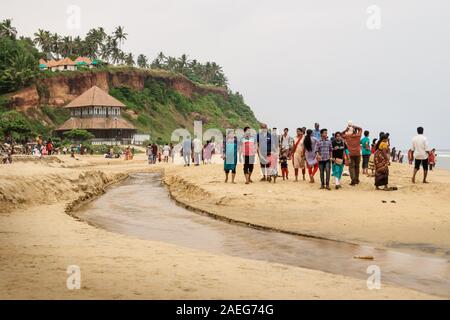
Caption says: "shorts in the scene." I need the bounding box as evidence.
[415,159,429,171]
[225,169,236,174]
[292,153,305,169]
[362,154,371,169]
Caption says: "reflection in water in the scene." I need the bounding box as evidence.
[76,173,450,298]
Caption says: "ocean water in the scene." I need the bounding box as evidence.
[400,150,450,171]
[436,150,450,170]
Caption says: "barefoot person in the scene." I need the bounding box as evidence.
[428,149,436,171]
[193,136,203,166]
[411,127,431,183]
[182,136,192,167]
[292,128,306,181]
[316,129,333,190]
[361,130,371,175]
[342,123,363,186]
[257,124,272,181]
[279,128,291,159]
[223,131,238,183]
[242,127,256,184]
[374,136,391,190]
[303,129,319,183]
[332,132,346,189]
[368,138,377,177]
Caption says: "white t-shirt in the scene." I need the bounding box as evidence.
[411,134,430,160]
[280,134,290,150]
[193,138,203,153]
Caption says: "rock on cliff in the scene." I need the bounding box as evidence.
[8,69,228,110]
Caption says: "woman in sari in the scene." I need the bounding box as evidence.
[374,136,396,190]
[203,141,214,164]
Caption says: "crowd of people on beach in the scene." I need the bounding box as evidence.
[1,122,438,192]
[146,139,217,166]
[176,122,436,191]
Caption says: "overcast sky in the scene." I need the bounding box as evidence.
[3,0,450,149]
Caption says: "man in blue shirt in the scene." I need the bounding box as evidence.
[182,136,192,166]
[313,123,321,140]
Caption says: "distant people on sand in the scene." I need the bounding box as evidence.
[313,123,321,140]
[164,122,436,190]
[203,140,215,164]
[332,132,346,189]
[292,128,306,182]
[374,135,397,191]
[428,149,436,171]
[280,155,289,180]
[279,128,291,159]
[368,138,377,177]
[268,128,279,184]
[279,128,291,180]
[303,129,319,183]
[46,139,53,156]
[342,122,363,186]
[193,136,203,166]
[182,136,192,167]
[223,131,238,184]
[316,128,333,190]
[242,126,256,184]
[411,127,430,183]
[391,147,397,162]
[170,143,175,163]
[361,131,371,176]
[257,124,272,182]
[163,144,170,163]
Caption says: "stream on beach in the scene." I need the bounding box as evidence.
[74,173,450,298]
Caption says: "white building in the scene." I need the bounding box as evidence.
[132,134,151,145]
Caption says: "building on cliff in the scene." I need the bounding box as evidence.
[39,57,97,72]
[54,86,137,145]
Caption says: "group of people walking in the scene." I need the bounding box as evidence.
[218,122,434,190]
[181,138,216,166]
[147,143,173,164]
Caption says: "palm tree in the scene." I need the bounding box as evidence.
[60,36,73,57]
[0,19,18,39]
[72,36,84,56]
[97,35,110,62]
[125,53,134,66]
[166,56,178,71]
[33,29,52,57]
[50,33,61,59]
[177,54,189,73]
[114,26,128,51]
[137,54,148,68]
[150,51,166,69]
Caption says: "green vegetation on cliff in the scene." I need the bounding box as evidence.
[109,79,259,144]
[0,19,259,144]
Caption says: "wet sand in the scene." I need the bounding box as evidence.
[0,155,447,299]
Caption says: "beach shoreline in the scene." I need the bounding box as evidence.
[0,155,447,299]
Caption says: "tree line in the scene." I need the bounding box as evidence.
[1,19,228,91]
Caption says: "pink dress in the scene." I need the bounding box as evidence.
[268,153,278,176]
[203,143,214,163]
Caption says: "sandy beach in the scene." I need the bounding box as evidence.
[0,155,448,299]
